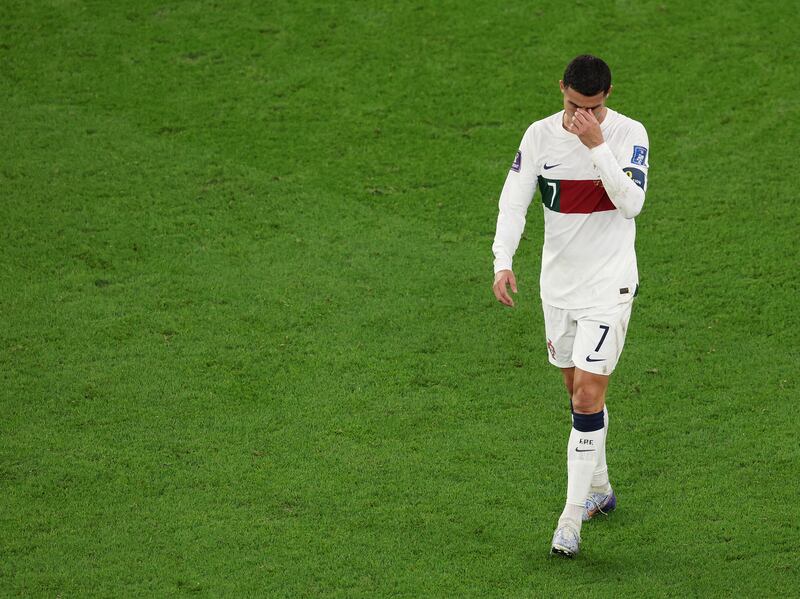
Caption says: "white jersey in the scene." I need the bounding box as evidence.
[492,108,650,309]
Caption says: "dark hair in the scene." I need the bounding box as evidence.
[563,55,612,96]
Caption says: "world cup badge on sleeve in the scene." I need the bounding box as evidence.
[631,146,648,166]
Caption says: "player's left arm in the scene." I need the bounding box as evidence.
[570,109,649,219]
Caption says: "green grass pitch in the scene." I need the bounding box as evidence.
[2,0,798,596]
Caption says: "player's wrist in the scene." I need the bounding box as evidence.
[589,141,610,153]
[494,268,512,281]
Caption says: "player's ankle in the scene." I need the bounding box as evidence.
[590,482,612,495]
[559,503,584,527]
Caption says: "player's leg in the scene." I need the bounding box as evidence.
[574,302,633,520]
[542,305,589,556]
[556,368,609,532]
[560,365,607,497]
[571,367,608,413]
[551,303,632,556]
[559,367,609,493]
[561,366,575,398]
[552,367,610,557]
[573,369,616,520]
[559,366,610,514]
[583,402,616,520]
[543,313,586,482]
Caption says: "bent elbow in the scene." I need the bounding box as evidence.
[618,190,644,219]
[622,202,642,219]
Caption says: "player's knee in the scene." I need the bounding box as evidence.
[572,384,604,414]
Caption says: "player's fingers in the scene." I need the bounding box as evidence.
[579,109,599,127]
[496,284,510,305]
[501,279,515,306]
[492,281,505,301]
[493,281,513,306]
[509,273,518,293]
[491,282,500,298]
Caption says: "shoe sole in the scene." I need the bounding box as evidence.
[550,546,577,558]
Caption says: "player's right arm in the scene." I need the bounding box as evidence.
[589,120,649,219]
[491,128,538,307]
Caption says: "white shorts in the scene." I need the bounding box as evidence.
[542,301,634,376]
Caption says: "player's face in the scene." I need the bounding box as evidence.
[559,81,611,123]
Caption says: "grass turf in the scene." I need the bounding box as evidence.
[2,0,798,596]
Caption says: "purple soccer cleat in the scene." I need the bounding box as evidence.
[583,488,617,521]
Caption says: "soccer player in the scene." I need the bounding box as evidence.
[491,55,649,558]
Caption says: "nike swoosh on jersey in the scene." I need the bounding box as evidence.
[586,355,606,362]
[543,163,561,170]
[575,448,596,452]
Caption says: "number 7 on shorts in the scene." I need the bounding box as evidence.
[594,325,610,352]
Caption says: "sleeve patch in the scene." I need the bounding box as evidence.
[623,167,646,189]
[511,150,521,172]
[631,146,648,166]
